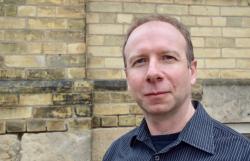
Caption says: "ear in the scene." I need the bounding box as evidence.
[190,60,197,85]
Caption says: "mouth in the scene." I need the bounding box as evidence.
[144,91,169,96]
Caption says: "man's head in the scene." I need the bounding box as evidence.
[123,15,197,118]
[123,15,194,68]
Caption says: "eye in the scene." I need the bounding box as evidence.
[132,58,147,67]
[162,55,176,63]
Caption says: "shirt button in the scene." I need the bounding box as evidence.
[154,155,160,161]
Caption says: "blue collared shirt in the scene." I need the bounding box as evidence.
[103,101,250,161]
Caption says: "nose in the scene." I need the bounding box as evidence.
[146,60,164,83]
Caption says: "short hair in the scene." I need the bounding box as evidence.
[123,15,194,68]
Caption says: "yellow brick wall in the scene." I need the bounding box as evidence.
[86,0,250,79]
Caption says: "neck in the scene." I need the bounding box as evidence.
[145,101,195,135]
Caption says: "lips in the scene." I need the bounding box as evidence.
[144,91,169,96]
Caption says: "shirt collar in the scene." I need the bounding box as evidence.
[130,101,215,154]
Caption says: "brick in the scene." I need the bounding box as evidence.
[46,55,85,67]
[141,0,173,3]
[0,107,32,119]
[67,118,92,131]
[26,69,65,80]
[87,35,104,45]
[73,80,93,92]
[93,103,130,115]
[212,17,226,26]
[4,55,46,68]
[236,59,250,68]
[4,30,45,41]
[56,6,83,18]
[64,0,85,5]
[110,92,134,103]
[87,2,122,12]
[223,28,250,37]
[0,31,3,40]
[28,18,67,29]
[197,17,211,26]
[189,6,219,15]
[191,27,221,36]
[4,0,25,4]
[104,35,124,46]
[68,42,85,54]
[102,116,118,127]
[0,42,27,53]
[17,6,36,16]
[193,48,220,58]
[174,0,205,5]
[27,119,46,132]
[92,116,101,128]
[53,93,90,105]
[205,59,235,68]
[20,94,52,105]
[221,7,250,16]
[220,70,250,79]
[242,18,250,27]
[94,91,110,103]
[88,46,121,57]
[0,121,5,134]
[205,38,235,47]
[5,4,17,16]
[66,67,85,79]
[0,17,25,29]
[196,59,205,68]
[88,24,123,35]
[43,42,67,54]
[129,103,142,114]
[27,43,42,54]
[136,115,143,126]
[197,69,220,79]
[87,69,122,79]
[181,16,196,26]
[206,0,238,6]
[6,120,26,133]
[75,105,91,117]
[26,0,63,5]
[0,69,25,80]
[222,48,250,58]
[86,13,99,23]
[236,38,250,47]
[191,37,204,47]
[37,6,56,17]
[119,115,136,126]
[0,94,18,105]
[33,107,72,118]
[157,4,188,15]
[124,3,155,13]
[104,58,124,68]
[226,17,242,27]
[47,31,84,41]
[46,120,66,131]
[87,56,105,68]
[99,13,116,23]
[68,19,85,30]
[117,14,133,24]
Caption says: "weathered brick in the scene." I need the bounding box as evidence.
[191,27,221,36]
[17,6,36,16]
[0,120,5,134]
[226,17,242,27]
[99,13,116,23]
[37,6,56,17]
[27,43,42,54]
[5,4,17,16]
[193,48,220,58]
[220,70,250,79]
[46,119,66,131]
[212,17,226,26]
[0,69,25,80]
[67,118,92,131]
[43,42,67,54]
[26,0,63,5]
[28,18,67,29]
[0,107,32,119]
[205,59,235,68]
[86,13,99,23]
[88,24,123,35]
[136,115,143,126]
[236,38,250,47]
[124,3,155,13]
[64,0,85,5]
[87,2,122,12]
[27,119,46,132]
[236,59,250,69]
[53,93,90,105]
[191,37,205,47]
[104,35,124,46]
[221,7,250,16]
[26,69,65,80]
[68,19,85,30]
[119,115,136,126]
[101,116,118,127]
[0,42,27,53]
[0,94,18,105]
[4,30,45,41]
[104,58,123,68]
[20,94,52,105]
[6,120,26,133]
[141,0,173,3]
[87,56,105,68]
[110,92,134,103]
[174,0,205,5]
[197,69,220,79]
[56,6,83,18]
[197,17,211,26]
[88,46,121,57]
[117,14,133,24]
[94,91,110,103]
[46,55,85,67]
[75,105,91,117]
[87,69,122,79]
[196,59,205,68]
[223,28,250,37]
[189,6,220,15]
[68,42,85,54]
[181,16,196,26]
[66,67,85,79]
[92,116,101,128]
[242,18,250,27]
[4,55,46,68]
[205,37,235,47]
[129,103,142,114]
[73,80,93,92]
[94,103,130,115]
[87,35,104,45]
[33,107,72,118]
[157,4,188,15]
[47,31,84,41]
[222,48,250,58]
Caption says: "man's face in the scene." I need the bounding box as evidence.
[124,21,197,118]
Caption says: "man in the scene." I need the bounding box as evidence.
[103,15,250,161]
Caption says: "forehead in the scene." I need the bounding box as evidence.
[124,21,186,56]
